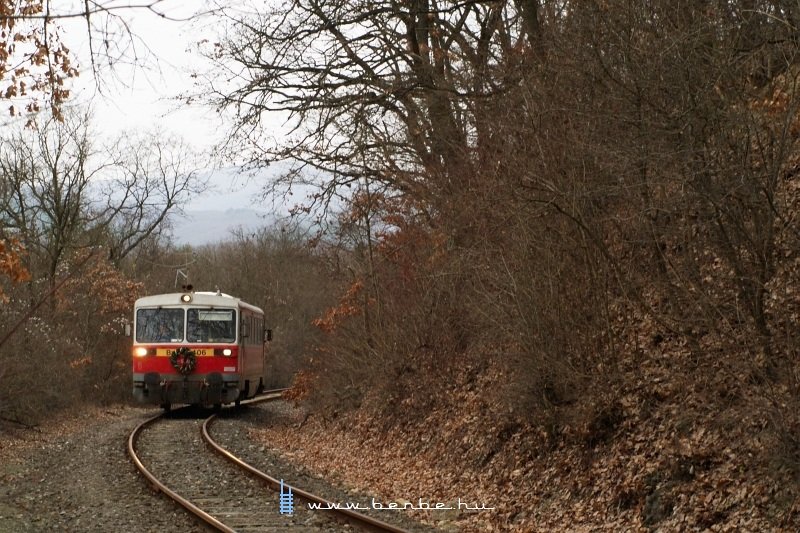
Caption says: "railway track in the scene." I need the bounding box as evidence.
[127,391,414,533]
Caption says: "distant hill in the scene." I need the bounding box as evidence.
[167,163,334,245]
[170,164,296,245]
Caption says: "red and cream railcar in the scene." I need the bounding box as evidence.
[131,290,269,410]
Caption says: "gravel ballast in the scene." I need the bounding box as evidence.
[0,401,442,532]
[0,405,205,532]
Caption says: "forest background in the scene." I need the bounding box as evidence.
[3,0,800,529]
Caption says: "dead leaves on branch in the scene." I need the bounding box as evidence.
[57,251,143,330]
[312,279,365,334]
[1,1,78,119]
[0,238,30,301]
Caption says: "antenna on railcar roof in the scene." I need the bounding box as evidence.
[175,268,189,288]
[172,250,196,289]
[215,286,221,295]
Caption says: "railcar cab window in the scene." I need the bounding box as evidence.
[187,309,236,343]
[136,308,184,343]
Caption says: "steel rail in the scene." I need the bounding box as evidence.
[202,407,413,533]
[127,389,286,533]
[128,411,236,533]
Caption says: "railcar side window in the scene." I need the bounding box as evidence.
[136,308,184,343]
[187,309,236,343]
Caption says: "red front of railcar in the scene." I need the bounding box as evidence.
[131,292,267,409]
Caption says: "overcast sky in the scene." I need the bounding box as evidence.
[68,1,224,154]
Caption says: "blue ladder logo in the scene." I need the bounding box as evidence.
[279,479,294,515]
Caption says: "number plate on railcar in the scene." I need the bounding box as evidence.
[156,348,212,357]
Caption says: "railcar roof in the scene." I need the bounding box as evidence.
[134,292,263,314]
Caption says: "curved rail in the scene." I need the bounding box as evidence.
[202,411,412,533]
[129,389,412,532]
[128,413,235,532]
[127,389,286,533]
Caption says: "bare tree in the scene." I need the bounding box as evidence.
[97,131,206,263]
[201,0,528,218]
[0,109,206,281]
[0,112,97,281]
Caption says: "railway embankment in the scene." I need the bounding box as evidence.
[251,354,799,532]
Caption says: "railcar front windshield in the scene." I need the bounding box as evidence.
[187,308,236,343]
[136,308,184,343]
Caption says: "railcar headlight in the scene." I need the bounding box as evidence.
[134,347,148,357]
[180,294,192,303]
[222,348,232,356]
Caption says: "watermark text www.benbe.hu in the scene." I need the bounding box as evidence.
[278,478,494,516]
[307,497,495,511]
